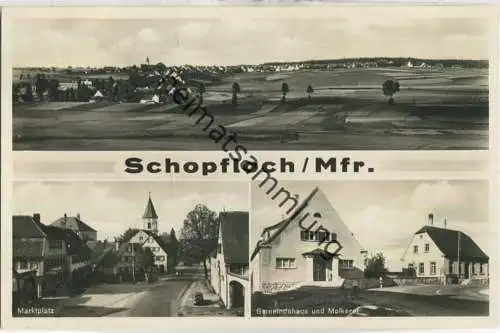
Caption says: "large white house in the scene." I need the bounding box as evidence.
[209,211,249,310]
[123,194,171,273]
[251,187,367,295]
[401,213,489,284]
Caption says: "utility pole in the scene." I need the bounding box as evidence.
[457,231,461,280]
[132,243,136,284]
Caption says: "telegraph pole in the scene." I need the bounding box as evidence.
[457,231,461,279]
[132,243,136,284]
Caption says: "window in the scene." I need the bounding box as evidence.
[19,260,28,270]
[430,262,436,275]
[300,230,334,242]
[424,244,430,253]
[472,264,475,274]
[139,236,143,242]
[419,263,425,274]
[479,264,483,274]
[156,256,165,261]
[49,240,62,250]
[147,223,151,229]
[413,245,418,254]
[339,260,354,269]
[276,258,296,269]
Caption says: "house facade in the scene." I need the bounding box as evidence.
[13,214,68,298]
[124,194,171,273]
[50,213,97,241]
[92,242,146,282]
[401,214,489,284]
[251,187,367,294]
[210,211,249,310]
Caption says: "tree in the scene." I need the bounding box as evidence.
[167,228,180,272]
[48,79,60,101]
[281,82,289,102]
[35,74,49,102]
[106,76,115,102]
[364,252,388,278]
[198,83,206,105]
[179,204,219,280]
[306,84,314,99]
[144,247,155,272]
[232,82,241,105]
[155,62,167,73]
[117,228,139,243]
[382,79,400,106]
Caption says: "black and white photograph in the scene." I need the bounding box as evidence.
[11,7,491,151]
[12,181,249,317]
[250,180,490,317]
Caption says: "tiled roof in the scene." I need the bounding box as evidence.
[416,225,489,262]
[143,196,158,219]
[13,216,46,239]
[121,229,171,254]
[51,216,97,232]
[251,187,319,260]
[220,211,249,264]
[13,238,45,258]
[99,243,145,268]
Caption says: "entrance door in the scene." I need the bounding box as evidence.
[313,257,327,281]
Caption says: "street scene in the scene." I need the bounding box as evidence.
[12,13,489,151]
[250,180,490,317]
[12,181,249,317]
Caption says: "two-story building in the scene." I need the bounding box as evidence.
[251,187,368,294]
[13,214,68,298]
[210,211,249,310]
[50,213,97,241]
[121,194,172,273]
[401,213,489,285]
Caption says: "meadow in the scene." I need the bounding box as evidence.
[13,67,489,151]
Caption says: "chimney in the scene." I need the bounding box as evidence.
[33,213,41,224]
[428,213,434,226]
[62,213,67,228]
[444,218,447,228]
[76,213,81,220]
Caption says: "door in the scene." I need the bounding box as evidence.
[313,257,327,281]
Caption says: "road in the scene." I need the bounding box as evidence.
[126,277,194,317]
[252,285,489,317]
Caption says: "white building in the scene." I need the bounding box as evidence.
[401,213,489,284]
[209,211,249,310]
[123,194,171,273]
[251,187,367,295]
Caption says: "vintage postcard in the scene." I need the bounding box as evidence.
[1,4,499,332]
[251,180,492,317]
[5,5,495,151]
[10,180,250,318]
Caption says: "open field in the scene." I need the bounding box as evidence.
[13,68,488,150]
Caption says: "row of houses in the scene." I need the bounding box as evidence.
[13,194,174,306]
[251,187,489,294]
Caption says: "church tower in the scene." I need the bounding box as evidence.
[143,192,159,234]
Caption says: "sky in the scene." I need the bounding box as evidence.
[13,181,249,241]
[11,15,491,67]
[251,180,490,271]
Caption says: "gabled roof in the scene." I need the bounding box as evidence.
[121,229,170,254]
[51,215,97,232]
[251,187,319,260]
[36,222,91,257]
[99,243,145,268]
[13,216,46,239]
[416,225,488,262]
[143,195,158,219]
[220,211,249,264]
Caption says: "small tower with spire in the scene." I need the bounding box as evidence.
[143,192,159,234]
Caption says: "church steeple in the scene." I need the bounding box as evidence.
[143,192,158,234]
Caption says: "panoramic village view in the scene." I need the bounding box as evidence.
[12,17,489,151]
[250,180,489,317]
[12,181,249,317]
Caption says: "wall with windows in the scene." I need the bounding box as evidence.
[402,232,445,278]
[129,231,168,271]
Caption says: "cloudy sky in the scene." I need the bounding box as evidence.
[11,15,491,67]
[251,180,489,270]
[13,181,249,241]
